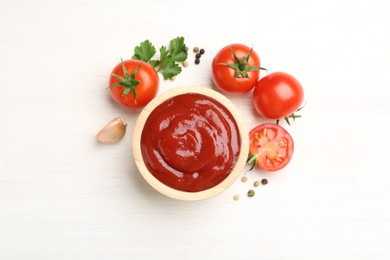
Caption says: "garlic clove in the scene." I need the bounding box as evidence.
[96,117,127,144]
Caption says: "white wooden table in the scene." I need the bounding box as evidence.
[1,0,389,259]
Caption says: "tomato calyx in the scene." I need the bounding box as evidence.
[276,102,306,125]
[220,47,267,78]
[111,59,141,101]
[246,152,259,171]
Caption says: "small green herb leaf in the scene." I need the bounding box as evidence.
[148,60,160,68]
[161,60,181,80]
[169,36,187,62]
[132,40,156,62]
[158,46,170,70]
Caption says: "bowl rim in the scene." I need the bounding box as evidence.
[132,86,249,201]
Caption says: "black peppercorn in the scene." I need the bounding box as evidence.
[199,48,205,55]
[195,58,200,64]
[195,53,201,59]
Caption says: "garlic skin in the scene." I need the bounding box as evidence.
[96,117,127,144]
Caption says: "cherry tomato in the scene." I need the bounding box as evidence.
[253,72,304,119]
[248,123,294,172]
[109,60,159,108]
[212,44,265,94]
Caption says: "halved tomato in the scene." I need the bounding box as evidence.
[248,123,294,172]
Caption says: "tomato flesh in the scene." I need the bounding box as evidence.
[249,123,293,171]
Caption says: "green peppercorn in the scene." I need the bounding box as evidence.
[248,190,255,197]
[262,179,268,185]
[193,47,199,53]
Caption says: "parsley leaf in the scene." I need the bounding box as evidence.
[132,40,156,62]
[158,46,182,79]
[148,60,160,68]
[169,36,187,62]
[159,46,169,68]
[161,60,181,80]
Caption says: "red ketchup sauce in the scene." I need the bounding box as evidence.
[140,93,241,192]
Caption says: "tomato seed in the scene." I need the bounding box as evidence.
[241,176,247,182]
[254,181,260,187]
[183,61,189,67]
[233,194,240,201]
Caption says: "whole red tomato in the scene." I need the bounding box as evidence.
[253,72,304,120]
[212,44,265,94]
[109,60,159,108]
[248,123,294,172]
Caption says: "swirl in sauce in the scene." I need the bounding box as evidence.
[141,93,241,192]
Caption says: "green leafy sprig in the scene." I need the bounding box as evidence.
[132,37,188,80]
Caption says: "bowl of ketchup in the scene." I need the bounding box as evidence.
[133,86,249,200]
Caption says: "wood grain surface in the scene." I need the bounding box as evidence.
[0,0,389,259]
